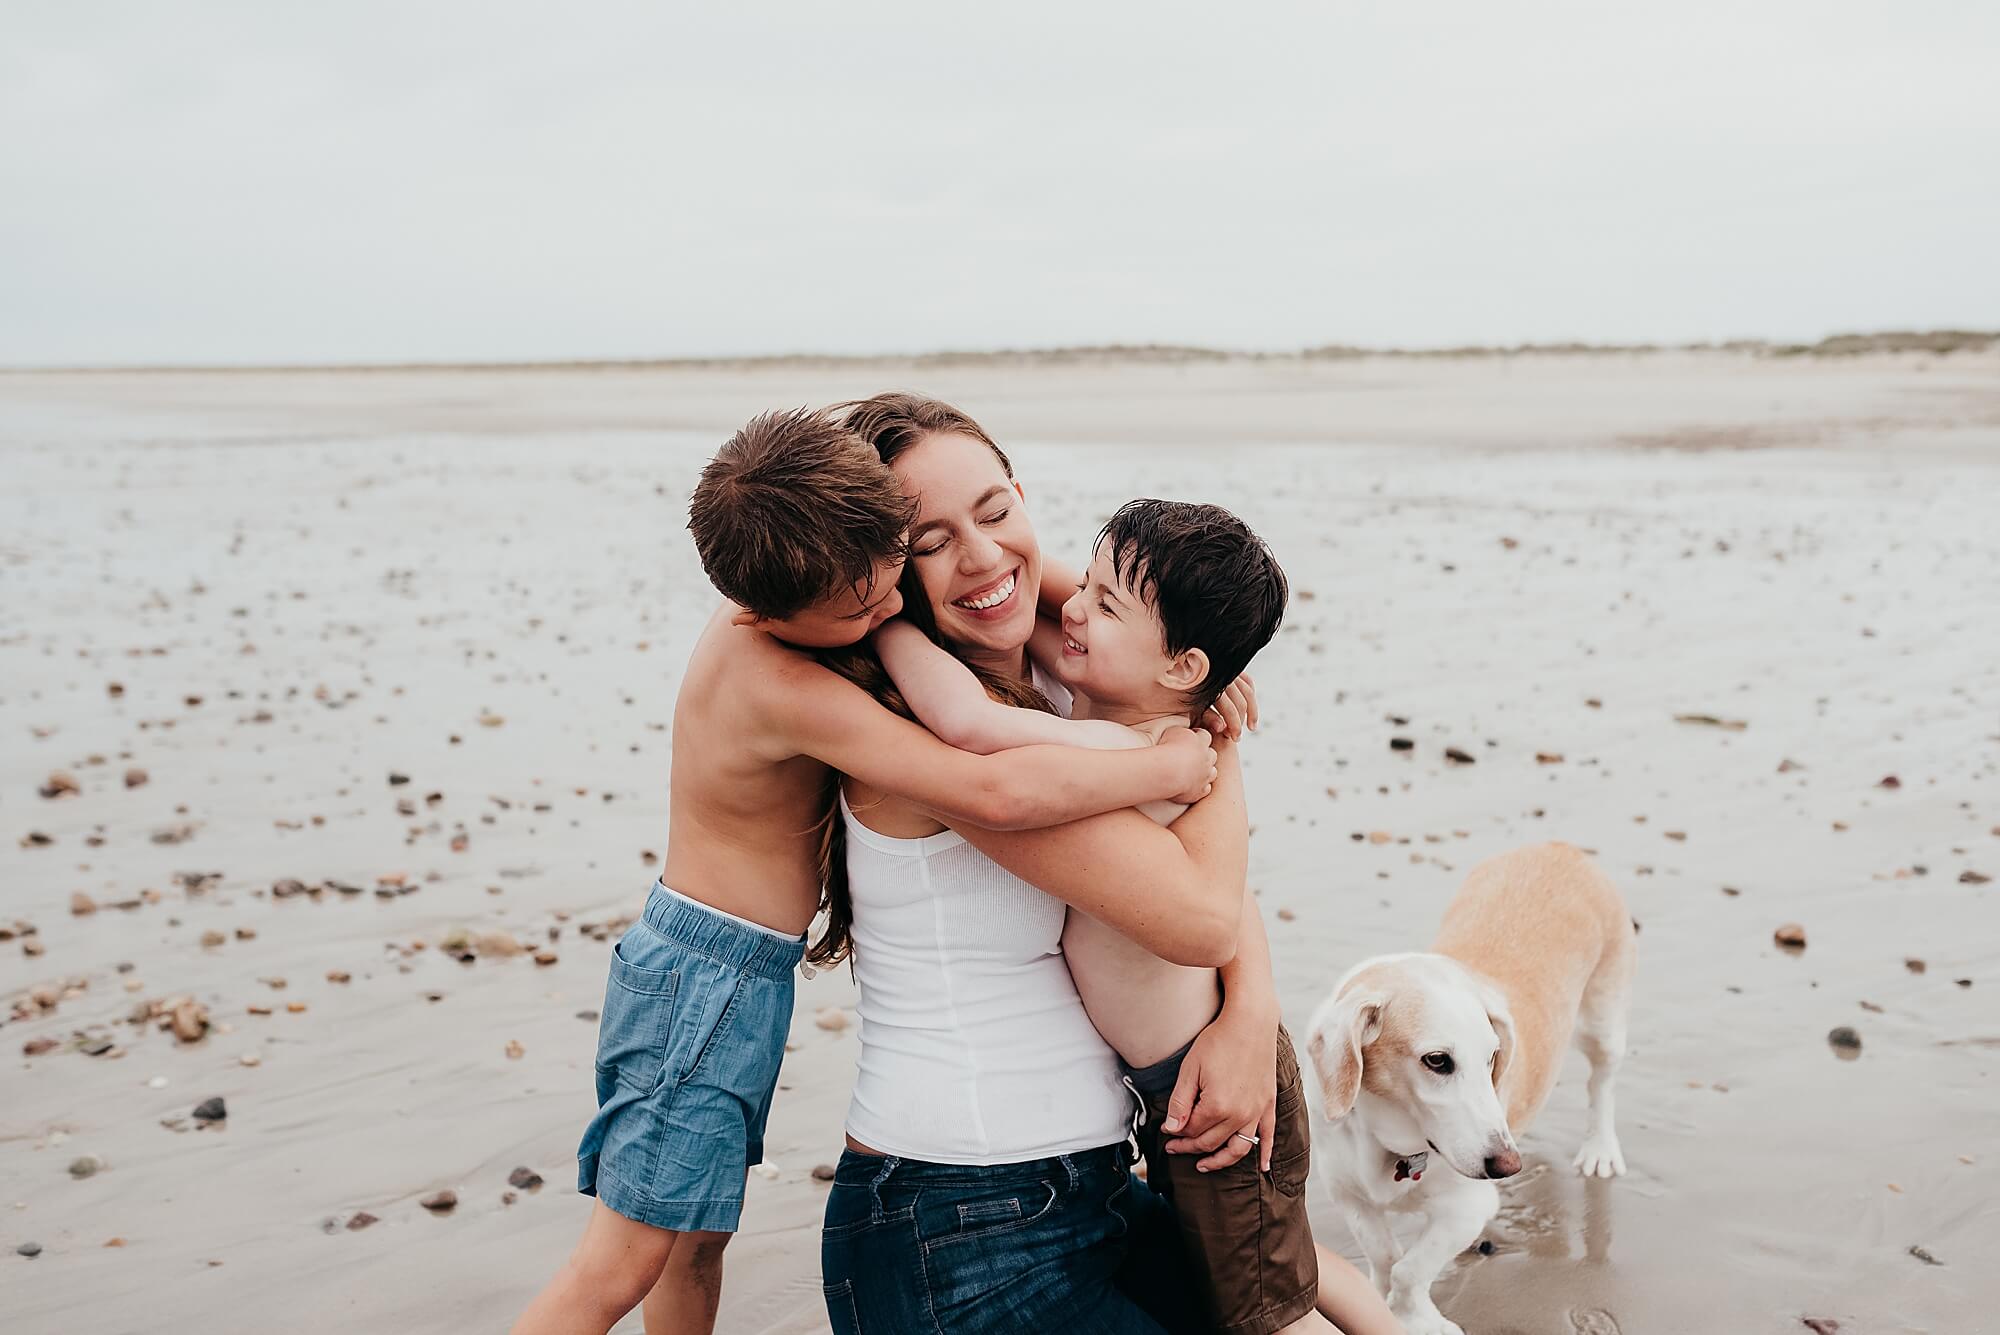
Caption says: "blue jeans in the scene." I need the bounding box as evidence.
[820,1144,1205,1334]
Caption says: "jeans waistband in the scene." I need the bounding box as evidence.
[831,1143,1129,1189]
[639,881,805,981]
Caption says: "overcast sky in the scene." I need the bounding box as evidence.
[3,1,1995,366]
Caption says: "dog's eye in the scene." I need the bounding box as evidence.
[1421,1052,1455,1075]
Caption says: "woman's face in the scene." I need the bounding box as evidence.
[893,431,1041,660]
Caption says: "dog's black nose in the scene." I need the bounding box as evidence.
[1483,1148,1522,1179]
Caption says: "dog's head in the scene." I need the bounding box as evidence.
[1304,954,1522,1180]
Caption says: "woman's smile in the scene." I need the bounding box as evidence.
[950,566,1021,617]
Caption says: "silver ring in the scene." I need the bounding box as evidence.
[1232,1132,1260,1146]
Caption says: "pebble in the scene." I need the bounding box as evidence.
[421,1190,457,1213]
[1827,1026,1862,1057]
[81,1036,116,1056]
[124,768,148,789]
[814,1007,851,1033]
[17,1241,41,1258]
[1908,1244,1944,1266]
[751,1162,781,1181]
[171,999,211,1043]
[1774,923,1807,950]
[504,1040,524,1060]
[23,1037,58,1057]
[532,949,558,966]
[508,1167,543,1191]
[346,1212,379,1231]
[69,1154,106,1179]
[192,1096,227,1123]
[239,1054,261,1067]
[70,892,97,916]
[1905,957,1927,974]
[811,1163,836,1182]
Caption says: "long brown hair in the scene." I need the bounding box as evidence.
[804,393,1051,969]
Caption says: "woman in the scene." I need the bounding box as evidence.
[816,394,1277,1334]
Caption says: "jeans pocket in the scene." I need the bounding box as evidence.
[594,936,678,1093]
[919,1179,1058,1247]
[822,1279,862,1335]
[668,958,744,1086]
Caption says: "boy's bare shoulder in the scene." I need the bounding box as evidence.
[685,607,843,720]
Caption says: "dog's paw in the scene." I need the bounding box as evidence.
[1572,1135,1626,1178]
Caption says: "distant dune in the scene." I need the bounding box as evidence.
[6,330,1995,375]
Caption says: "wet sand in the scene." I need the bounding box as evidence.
[3,350,1997,1333]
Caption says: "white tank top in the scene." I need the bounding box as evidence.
[841,670,1129,1164]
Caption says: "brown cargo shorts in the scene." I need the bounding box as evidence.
[1125,1024,1318,1335]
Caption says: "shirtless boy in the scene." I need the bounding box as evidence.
[878,498,1400,1335]
[511,414,1217,1335]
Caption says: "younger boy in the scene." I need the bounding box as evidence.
[512,416,1216,1335]
[878,499,1397,1335]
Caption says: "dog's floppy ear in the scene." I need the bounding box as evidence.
[1468,975,1517,1092]
[1305,988,1386,1121]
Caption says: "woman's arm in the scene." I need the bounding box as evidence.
[950,740,1248,966]
[768,653,1214,831]
[874,620,1138,755]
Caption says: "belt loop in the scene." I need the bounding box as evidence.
[868,1155,899,1221]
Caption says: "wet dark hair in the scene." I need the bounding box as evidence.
[1097,498,1289,721]
[687,407,916,619]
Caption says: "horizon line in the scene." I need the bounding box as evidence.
[2,328,1994,375]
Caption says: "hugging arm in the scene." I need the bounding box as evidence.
[769,655,1211,832]
[950,740,1248,966]
[874,620,1138,754]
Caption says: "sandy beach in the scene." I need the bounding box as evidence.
[3,349,1997,1334]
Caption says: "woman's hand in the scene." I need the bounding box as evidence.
[1158,726,1218,806]
[1160,1001,1279,1172]
[1202,674,1258,742]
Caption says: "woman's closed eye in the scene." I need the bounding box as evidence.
[979,508,1010,526]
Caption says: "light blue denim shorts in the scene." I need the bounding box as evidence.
[576,881,805,1234]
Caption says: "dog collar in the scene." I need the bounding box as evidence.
[1393,1151,1429,1182]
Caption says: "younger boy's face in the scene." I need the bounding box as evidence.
[1054,539,1179,709]
[756,557,906,649]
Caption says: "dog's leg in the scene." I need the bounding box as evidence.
[1338,1199,1401,1299]
[1571,961,1630,1178]
[1385,1178,1496,1335]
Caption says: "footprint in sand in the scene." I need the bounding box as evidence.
[1569,1309,1622,1335]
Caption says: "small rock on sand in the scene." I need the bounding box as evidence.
[814,1007,851,1033]
[532,949,558,966]
[811,1163,836,1182]
[346,1212,379,1231]
[1801,1320,1840,1334]
[23,1037,58,1056]
[508,1167,543,1191]
[1905,957,1927,973]
[39,772,81,799]
[1827,1026,1862,1058]
[1908,1244,1944,1266]
[17,1241,42,1258]
[171,999,211,1043]
[124,768,148,789]
[504,1040,524,1060]
[69,1154,106,1179]
[70,892,97,916]
[1774,923,1807,950]
[192,1096,227,1123]
[421,1190,457,1213]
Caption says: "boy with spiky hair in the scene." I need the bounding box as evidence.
[879,499,1398,1335]
[514,420,1217,1335]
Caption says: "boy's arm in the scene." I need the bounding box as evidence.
[1161,896,1281,1170]
[875,620,1137,755]
[952,740,1248,966]
[768,654,1214,832]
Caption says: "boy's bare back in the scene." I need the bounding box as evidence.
[662,604,836,935]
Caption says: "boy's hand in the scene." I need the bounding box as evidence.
[1160,1002,1280,1172]
[1202,673,1258,742]
[1159,726,1218,806]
